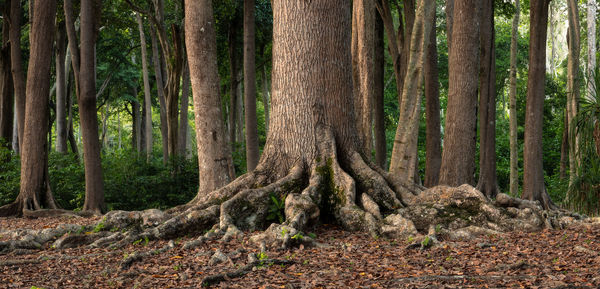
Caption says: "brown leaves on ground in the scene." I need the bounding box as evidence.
[1,217,599,288]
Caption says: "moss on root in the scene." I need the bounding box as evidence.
[315,158,345,223]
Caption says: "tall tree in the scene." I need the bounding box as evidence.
[567,0,580,185]
[424,11,441,187]
[10,0,25,152]
[185,0,234,198]
[228,11,242,154]
[523,0,555,209]
[0,0,13,145]
[178,60,190,156]
[149,24,169,163]
[136,12,153,159]
[476,0,499,197]
[244,0,259,171]
[438,0,481,186]
[374,12,386,168]
[509,0,520,196]
[0,0,59,216]
[55,19,68,153]
[588,0,596,98]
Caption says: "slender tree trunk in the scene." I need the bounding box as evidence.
[476,0,499,198]
[10,0,26,153]
[0,0,58,217]
[164,24,183,159]
[439,0,481,187]
[509,0,520,196]
[0,1,13,145]
[389,0,435,183]
[178,60,190,157]
[149,25,169,164]
[185,0,234,196]
[588,0,596,98]
[228,16,240,152]
[523,0,554,209]
[236,70,244,146]
[560,110,568,179]
[80,0,105,214]
[566,0,580,185]
[132,96,141,152]
[137,13,153,159]
[66,68,79,158]
[55,19,68,153]
[12,101,18,152]
[374,12,386,169]
[424,12,441,187]
[244,0,260,171]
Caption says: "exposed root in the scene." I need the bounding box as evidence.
[200,258,294,287]
[120,240,175,270]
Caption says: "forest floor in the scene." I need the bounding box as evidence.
[1,215,600,288]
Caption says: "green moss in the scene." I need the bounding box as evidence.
[315,158,345,223]
[437,204,480,225]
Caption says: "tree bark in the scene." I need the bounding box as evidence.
[523,0,554,209]
[10,0,25,153]
[244,0,259,171]
[389,0,435,183]
[178,59,190,157]
[424,11,441,187]
[185,0,234,196]
[149,24,169,164]
[566,0,580,185]
[137,13,153,159]
[261,65,270,134]
[0,0,59,217]
[588,0,596,99]
[560,110,568,179]
[476,0,499,198]
[0,0,13,145]
[374,12,386,169]
[438,0,481,187]
[446,0,454,55]
[509,0,520,196]
[55,19,68,153]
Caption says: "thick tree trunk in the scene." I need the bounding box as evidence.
[424,12,441,187]
[389,0,435,183]
[55,19,68,153]
[10,0,25,153]
[588,0,596,99]
[373,12,386,169]
[523,0,554,209]
[0,0,59,217]
[566,0,580,185]
[261,65,270,134]
[244,0,259,171]
[79,0,105,214]
[185,0,234,196]
[438,0,481,187]
[446,0,454,55]
[509,0,520,196]
[137,13,153,159]
[149,25,169,164]
[0,1,13,145]
[352,0,376,157]
[476,0,499,198]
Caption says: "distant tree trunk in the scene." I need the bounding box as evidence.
[523,0,555,209]
[149,25,169,164]
[10,0,26,153]
[55,19,68,153]
[424,12,441,187]
[228,15,241,152]
[244,0,259,171]
[0,0,59,217]
[12,101,18,152]
[178,60,190,157]
[438,0,481,187]
[560,110,568,179]
[131,95,141,152]
[163,24,183,159]
[389,0,435,183]
[374,12,386,168]
[66,69,79,158]
[185,0,234,196]
[476,0,499,198]
[566,0,580,185]
[509,0,520,196]
[588,0,596,98]
[137,13,153,158]
[352,0,375,156]
[236,71,244,145]
[0,1,13,145]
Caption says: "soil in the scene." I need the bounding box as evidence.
[1,215,599,288]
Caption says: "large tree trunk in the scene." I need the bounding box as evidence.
[0,0,59,217]
[0,0,13,145]
[389,0,435,183]
[163,24,183,159]
[55,19,68,153]
[476,0,499,198]
[261,64,270,134]
[424,12,441,187]
[373,12,386,169]
[137,13,154,159]
[79,0,105,214]
[523,0,554,209]
[178,61,190,157]
[10,0,25,153]
[566,0,580,185]
[244,0,259,171]
[438,0,481,187]
[149,25,169,164]
[588,0,596,99]
[446,0,454,55]
[185,0,234,197]
[352,0,376,157]
[509,0,520,196]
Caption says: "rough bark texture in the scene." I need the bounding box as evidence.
[79,0,105,214]
[588,0,596,100]
[566,0,580,185]
[374,12,386,169]
[523,0,554,209]
[178,61,190,157]
[0,0,59,217]
[149,25,169,164]
[476,0,499,198]
[228,15,241,153]
[439,0,480,187]
[55,20,68,153]
[185,0,234,197]
[10,0,25,152]
[244,0,259,171]
[446,0,454,55]
[424,12,441,188]
[389,0,435,183]
[352,0,376,157]
[136,13,153,159]
[560,111,569,180]
[509,0,520,196]
[261,65,270,134]
[0,0,13,145]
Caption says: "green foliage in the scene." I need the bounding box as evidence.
[266,193,285,224]
[0,143,20,207]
